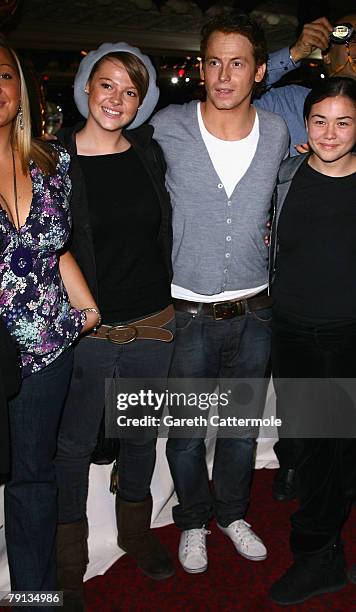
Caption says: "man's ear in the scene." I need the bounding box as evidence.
[255,62,266,83]
[199,61,205,82]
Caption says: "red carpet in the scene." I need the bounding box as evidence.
[85,469,356,611]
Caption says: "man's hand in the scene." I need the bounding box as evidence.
[290,17,332,63]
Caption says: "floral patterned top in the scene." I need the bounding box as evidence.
[0,145,85,378]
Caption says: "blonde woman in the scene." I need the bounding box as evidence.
[0,39,99,591]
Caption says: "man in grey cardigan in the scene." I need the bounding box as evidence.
[151,12,289,574]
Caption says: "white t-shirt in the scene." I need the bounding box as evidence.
[197,101,259,198]
[172,103,267,303]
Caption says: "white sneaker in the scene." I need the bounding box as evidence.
[178,528,210,573]
[218,519,267,561]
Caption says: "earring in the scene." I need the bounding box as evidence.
[84,88,89,94]
[18,105,24,130]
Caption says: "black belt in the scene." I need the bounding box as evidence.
[173,290,273,321]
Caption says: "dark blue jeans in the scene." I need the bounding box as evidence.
[5,348,73,592]
[55,319,175,524]
[166,307,271,529]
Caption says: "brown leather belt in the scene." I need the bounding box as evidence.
[173,291,272,321]
[89,304,174,344]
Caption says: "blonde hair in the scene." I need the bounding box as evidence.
[1,41,57,175]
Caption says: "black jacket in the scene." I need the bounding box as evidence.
[0,316,21,478]
[269,154,307,289]
[57,123,173,301]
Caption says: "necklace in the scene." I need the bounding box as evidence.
[9,150,33,277]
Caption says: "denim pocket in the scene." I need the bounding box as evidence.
[249,307,272,325]
[175,310,195,331]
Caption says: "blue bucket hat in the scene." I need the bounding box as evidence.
[74,42,159,130]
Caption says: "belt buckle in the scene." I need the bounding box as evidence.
[212,302,224,320]
[107,325,138,344]
[212,300,244,320]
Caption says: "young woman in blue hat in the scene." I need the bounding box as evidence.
[55,43,175,607]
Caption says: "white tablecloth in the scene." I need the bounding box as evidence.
[0,385,278,588]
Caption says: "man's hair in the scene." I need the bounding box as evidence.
[303,76,356,120]
[330,6,356,21]
[200,12,267,96]
[88,51,149,105]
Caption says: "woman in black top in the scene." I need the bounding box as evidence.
[55,43,175,607]
[269,78,356,605]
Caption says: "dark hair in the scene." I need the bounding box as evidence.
[89,51,149,104]
[303,77,356,120]
[200,12,267,95]
[330,7,356,22]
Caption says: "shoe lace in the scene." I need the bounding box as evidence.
[231,520,260,545]
[184,528,210,553]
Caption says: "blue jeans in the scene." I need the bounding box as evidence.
[166,307,271,529]
[55,318,175,524]
[5,348,73,592]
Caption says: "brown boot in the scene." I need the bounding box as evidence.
[116,495,174,580]
[57,519,88,612]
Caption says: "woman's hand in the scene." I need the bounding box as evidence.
[59,251,100,333]
[81,308,101,334]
